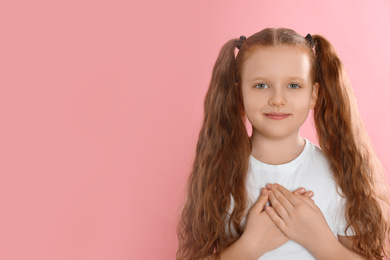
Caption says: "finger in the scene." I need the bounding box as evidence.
[265,206,286,232]
[293,189,314,198]
[273,183,302,207]
[303,191,314,198]
[251,188,269,214]
[268,188,290,220]
[295,192,317,209]
[293,187,306,195]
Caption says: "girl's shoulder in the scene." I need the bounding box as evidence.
[304,139,338,183]
[306,139,331,167]
[306,139,345,194]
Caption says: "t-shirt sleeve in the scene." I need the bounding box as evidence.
[334,192,356,236]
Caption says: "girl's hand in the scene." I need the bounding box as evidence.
[240,186,315,259]
[265,183,336,253]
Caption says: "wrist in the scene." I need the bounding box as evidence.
[306,234,341,260]
[236,234,265,260]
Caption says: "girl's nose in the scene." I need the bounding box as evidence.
[268,89,286,107]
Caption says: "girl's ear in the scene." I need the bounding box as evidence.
[310,82,319,109]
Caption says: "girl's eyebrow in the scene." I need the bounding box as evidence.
[249,76,305,83]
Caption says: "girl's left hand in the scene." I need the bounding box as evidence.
[265,183,336,253]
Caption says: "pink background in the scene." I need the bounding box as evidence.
[1,0,389,259]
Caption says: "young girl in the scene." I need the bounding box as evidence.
[176,27,390,260]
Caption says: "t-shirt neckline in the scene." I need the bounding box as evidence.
[249,137,310,172]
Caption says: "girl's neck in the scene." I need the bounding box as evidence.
[250,134,306,165]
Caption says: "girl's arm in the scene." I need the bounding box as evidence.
[201,187,316,260]
[200,222,366,260]
[309,235,366,259]
[265,184,367,260]
[336,235,366,259]
[201,193,275,260]
[202,236,259,260]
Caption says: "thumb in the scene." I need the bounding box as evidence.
[252,188,269,213]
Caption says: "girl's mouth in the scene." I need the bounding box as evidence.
[264,113,290,120]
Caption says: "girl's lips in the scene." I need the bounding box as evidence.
[264,113,290,120]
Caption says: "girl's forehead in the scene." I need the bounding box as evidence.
[242,46,311,81]
[244,46,309,65]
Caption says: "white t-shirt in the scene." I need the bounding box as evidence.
[225,137,355,259]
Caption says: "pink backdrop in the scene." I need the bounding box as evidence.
[1,0,389,259]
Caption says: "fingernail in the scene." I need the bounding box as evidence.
[300,188,305,193]
[266,184,272,189]
[261,188,266,195]
[308,192,313,196]
[269,190,273,196]
[274,184,278,188]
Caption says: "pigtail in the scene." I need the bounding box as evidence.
[176,38,252,260]
[313,34,390,259]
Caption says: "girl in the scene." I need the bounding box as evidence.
[176,27,390,260]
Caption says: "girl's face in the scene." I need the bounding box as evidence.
[240,46,319,140]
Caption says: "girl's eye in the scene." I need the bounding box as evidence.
[255,83,301,89]
[255,83,268,89]
[289,83,301,89]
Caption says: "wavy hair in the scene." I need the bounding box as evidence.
[176,27,390,260]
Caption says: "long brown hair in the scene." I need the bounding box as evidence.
[176,27,390,260]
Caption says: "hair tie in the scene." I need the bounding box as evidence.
[236,35,246,50]
[305,33,315,47]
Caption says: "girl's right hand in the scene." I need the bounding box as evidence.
[239,187,314,259]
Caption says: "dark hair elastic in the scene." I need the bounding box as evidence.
[236,35,246,50]
[305,33,315,47]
